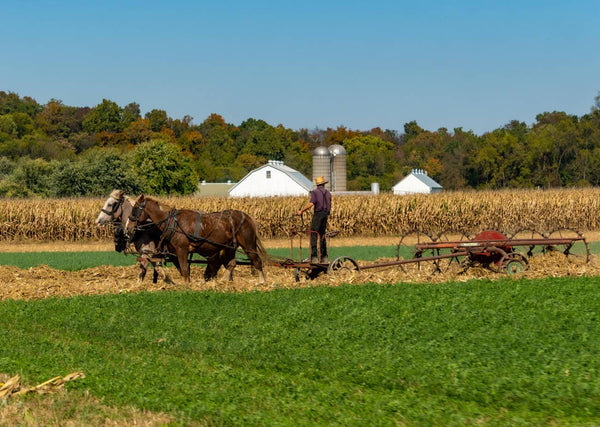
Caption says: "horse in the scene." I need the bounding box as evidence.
[127,194,267,283]
[95,189,175,284]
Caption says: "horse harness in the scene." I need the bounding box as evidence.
[130,201,246,253]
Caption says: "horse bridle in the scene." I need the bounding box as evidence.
[129,199,146,225]
[101,196,125,220]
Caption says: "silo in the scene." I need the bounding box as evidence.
[328,144,347,192]
[312,146,331,190]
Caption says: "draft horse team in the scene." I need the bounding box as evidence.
[96,190,267,284]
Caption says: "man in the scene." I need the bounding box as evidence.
[297,176,332,263]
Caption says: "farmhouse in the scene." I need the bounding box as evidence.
[392,169,443,195]
[228,160,313,197]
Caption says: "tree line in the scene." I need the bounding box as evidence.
[1,90,599,197]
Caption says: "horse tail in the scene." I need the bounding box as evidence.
[254,233,268,262]
[238,211,268,263]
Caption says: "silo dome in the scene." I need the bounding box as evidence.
[313,146,330,156]
[328,144,346,156]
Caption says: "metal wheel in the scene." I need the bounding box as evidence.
[498,252,529,275]
[545,228,590,265]
[327,256,359,280]
[396,231,440,275]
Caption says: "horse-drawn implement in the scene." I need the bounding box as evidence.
[272,228,590,281]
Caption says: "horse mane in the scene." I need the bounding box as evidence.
[140,196,173,212]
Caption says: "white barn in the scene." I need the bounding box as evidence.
[392,169,443,195]
[229,160,313,197]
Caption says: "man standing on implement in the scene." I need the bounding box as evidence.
[297,176,332,263]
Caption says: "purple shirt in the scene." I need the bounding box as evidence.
[310,187,331,213]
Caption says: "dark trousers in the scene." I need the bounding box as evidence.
[310,211,329,259]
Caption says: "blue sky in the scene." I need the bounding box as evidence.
[1,0,599,135]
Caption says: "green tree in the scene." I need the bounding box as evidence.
[122,102,141,126]
[10,112,35,138]
[0,91,42,117]
[237,118,285,161]
[80,148,144,195]
[82,99,124,134]
[50,161,93,196]
[403,120,425,142]
[131,139,198,195]
[344,135,396,190]
[196,114,237,168]
[0,115,17,139]
[12,157,58,195]
[35,99,85,138]
[145,109,168,132]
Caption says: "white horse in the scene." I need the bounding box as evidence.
[95,189,175,284]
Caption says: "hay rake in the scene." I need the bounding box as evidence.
[271,228,590,281]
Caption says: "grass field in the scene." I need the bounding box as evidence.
[2,238,600,425]
[0,245,403,270]
[2,278,600,425]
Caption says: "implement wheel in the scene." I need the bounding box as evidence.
[327,256,359,280]
[544,228,590,265]
[498,253,528,275]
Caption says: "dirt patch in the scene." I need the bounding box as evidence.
[0,251,598,302]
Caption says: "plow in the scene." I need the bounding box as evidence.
[270,228,590,281]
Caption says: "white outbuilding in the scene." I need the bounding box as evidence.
[392,169,443,195]
[228,160,313,197]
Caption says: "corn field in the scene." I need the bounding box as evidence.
[1,188,600,242]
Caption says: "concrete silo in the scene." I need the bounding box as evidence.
[312,146,331,190]
[328,144,347,192]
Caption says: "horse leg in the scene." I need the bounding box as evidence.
[204,260,220,281]
[150,257,174,285]
[175,248,190,282]
[224,257,236,281]
[138,257,149,282]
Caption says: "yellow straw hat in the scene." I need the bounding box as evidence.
[315,176,328,185]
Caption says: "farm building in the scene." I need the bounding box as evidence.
[228,160,313,197]
[195,181,236,197]
[392,169,443,195]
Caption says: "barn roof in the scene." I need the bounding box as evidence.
[408,169,442,189]
[264,160,313,190]
[393,169,442,191]
[228,160,312,197]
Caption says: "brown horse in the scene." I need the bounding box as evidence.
[128,194,267,283]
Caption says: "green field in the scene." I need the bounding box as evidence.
[0,245,401,270]
[2,277,600,425]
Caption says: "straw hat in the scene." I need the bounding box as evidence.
[315,176,328,186]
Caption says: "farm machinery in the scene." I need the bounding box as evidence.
[271,228,590,281]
